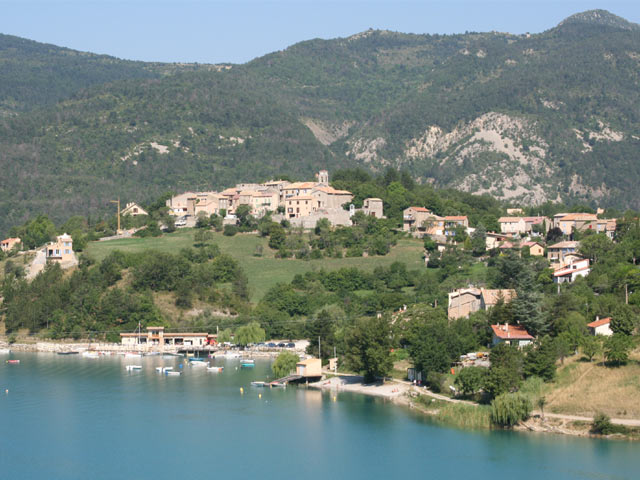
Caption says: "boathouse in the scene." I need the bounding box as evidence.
[120,326,211,347]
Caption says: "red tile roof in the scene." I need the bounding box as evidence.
[491,324,534,340]
[587,317,611,328]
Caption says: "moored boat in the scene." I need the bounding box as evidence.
[124,352,142,358]
[165,371,182,376]
[155,366,174,373]
[6,359,20,364]
[241,359,255,368]
[190,360,209,367]
[57,351,79,355]
[207,366,224,372]
[125,365,142,371]
[251,381,266,387]
[0,348,11,354]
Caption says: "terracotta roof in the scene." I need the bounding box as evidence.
[521,241,543,248]
[409,206,431,213]
[554,265,591,277]
[587,317,611,328]
[498,217,524,222]
[285,182,316,189]
[491,324,534,340]
[559,213,598,222]
[549,241,580,249]
[313,186,352,195]
[1,237,20,244]
[523,216,545,224]
[445,216,468,221]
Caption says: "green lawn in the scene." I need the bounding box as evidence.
[85,229,426,301]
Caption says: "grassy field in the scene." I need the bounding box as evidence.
[85,229,426,301]
[544,348,640,419]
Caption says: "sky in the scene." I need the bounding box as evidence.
[1,1,639,64]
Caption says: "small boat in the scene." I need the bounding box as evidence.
[251,381,266,387]
[144,352,162,357]
[57,351,79,355]
[82,351,100,358]
[155,366,174,373]
[6,359,20,364]
[190,361,209,368]
[224,352,241,359]
[0,348,11,354]
[165,371,182,376]
[125,365,142,371]
[241,359,255,368]
[124,352,142,358]
[270,382,286,388]
[207,366,224,373]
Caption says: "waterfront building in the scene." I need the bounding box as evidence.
[120,326,213,347]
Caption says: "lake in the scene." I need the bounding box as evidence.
[0,353,638,479]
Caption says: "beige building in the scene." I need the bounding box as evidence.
[282,182,316,200]
[1,237,21,253]
[547,240,580,264]
[166,191,198,216]
[46,233,74,263]
[363,198,384,218]
[403,207,445,234]
[311,186,353,210]
[121,202,148,217]
[555,213,599,235]
[521,241,544,256]
[448,288,516,320]
[296,358,322,378]
[120,326,212,347]
[286,195,314,218]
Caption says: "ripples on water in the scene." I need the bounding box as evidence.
[1,353,638,480]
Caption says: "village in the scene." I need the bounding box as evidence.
[0,169,623,352]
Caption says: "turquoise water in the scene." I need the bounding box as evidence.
[0,353,638,480]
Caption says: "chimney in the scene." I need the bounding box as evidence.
[596,315,599,322]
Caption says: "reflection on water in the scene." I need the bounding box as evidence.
[0,352,638,480]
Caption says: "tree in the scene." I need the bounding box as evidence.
[471,223,487,256]
[581,335,602,362]
[454,367,487,397]
[604,333,634,366]
[217,328,232,344]
[234,321,266,346]
[490,393,532,427]
[512,267,546,335]
[523,337,557,381]
[272,351,300,378]
[546,227,564,244]
[232,269,250,300]
[579,234,612,264]
[343,316,393,383]
[485,344,523,398]
[268,224,286,250]
[306,309,337,362]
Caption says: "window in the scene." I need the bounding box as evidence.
[64,249,70,254]
[55,249,60,255]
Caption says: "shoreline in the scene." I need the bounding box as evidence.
[309,374,640,441]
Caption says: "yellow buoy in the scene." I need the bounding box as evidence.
[333,396,337,402]
[259,393,262,399]
[240,387,244,394]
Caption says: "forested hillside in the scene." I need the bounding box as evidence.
[1,9,639,235]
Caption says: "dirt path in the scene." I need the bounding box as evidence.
[26,249,46,279]
[534,411,640,427]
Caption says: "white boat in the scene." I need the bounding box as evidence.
[125,352,142,358]
[251,381,266,387]
[0,348,11,354]
[155,366,174,373]
[224,352,241,359]
[125,365,142,371]
[207,366,224,373]
[82,351,100,358]
[190,361,209,368]
[165,371,182,376]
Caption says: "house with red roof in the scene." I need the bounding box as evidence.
[491,324,534,348]
[553,258,590,284]
[587,317,613,336]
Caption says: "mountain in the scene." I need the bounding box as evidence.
[0,9,639,235]
[0,33,221,114]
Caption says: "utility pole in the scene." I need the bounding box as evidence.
[110,197,121,233]
[625,283,629,305]
[318,336,321,360]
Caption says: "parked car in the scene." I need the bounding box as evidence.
[266,342,277,348]
[287,343,295,348]
[277,342,287,348]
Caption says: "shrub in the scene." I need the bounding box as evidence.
[223,225,239,236]
[454,367,487,397]
[490,393,532,427]
[272,351,300,378]
[590,412,628,435]
[426,371,446,393]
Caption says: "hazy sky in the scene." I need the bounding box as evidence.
[1,1,638,63]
